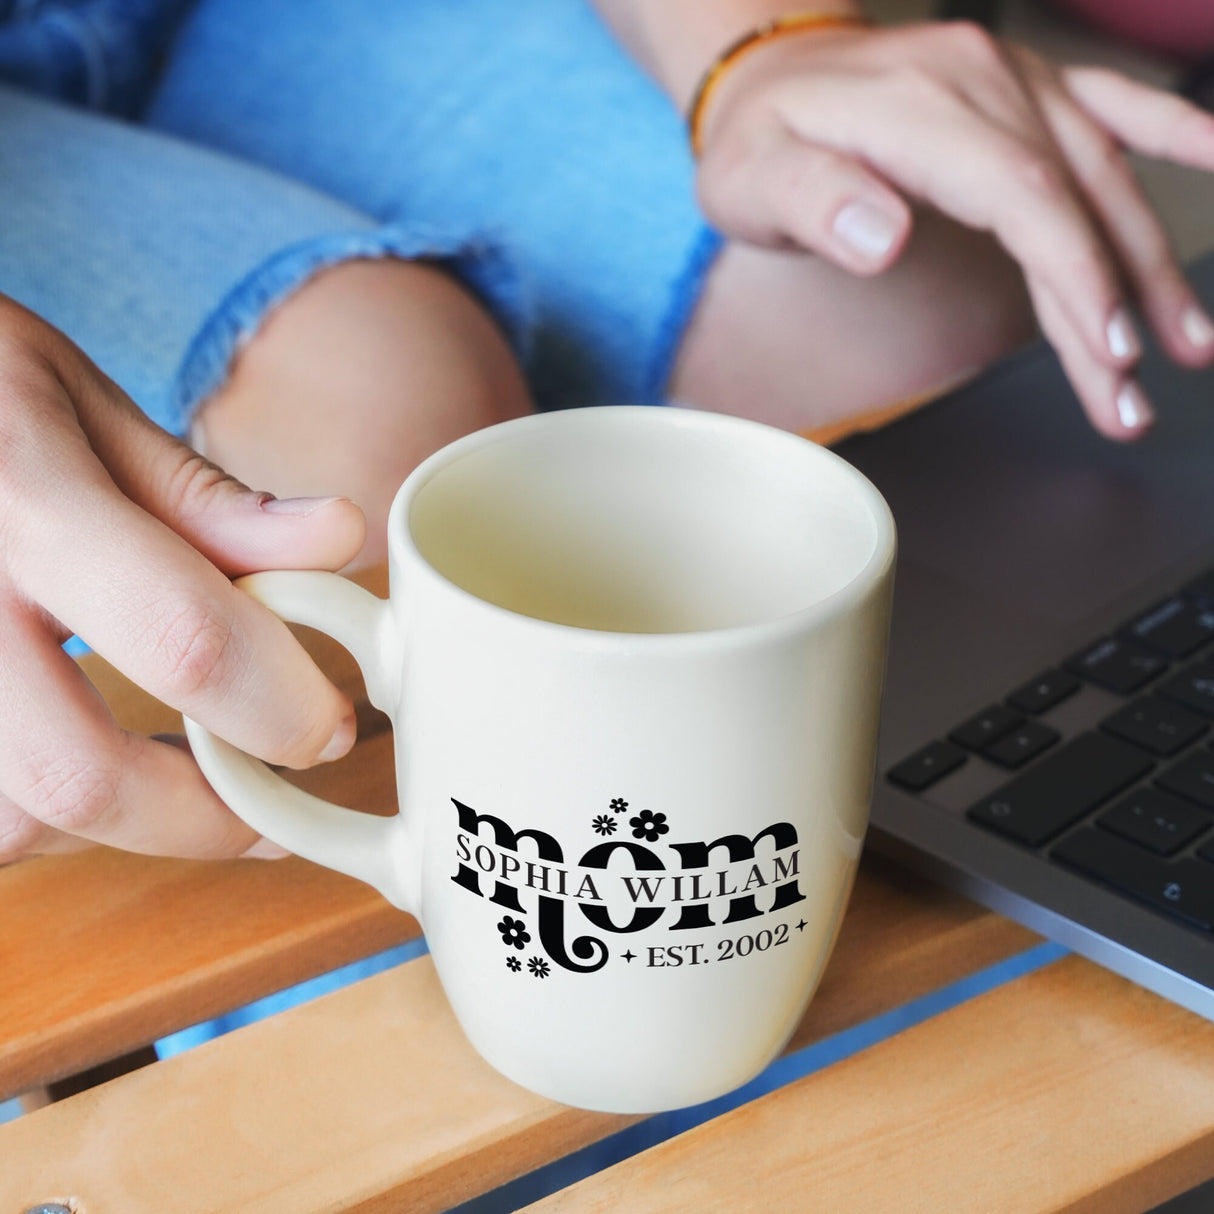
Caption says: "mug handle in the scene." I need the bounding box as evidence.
[182,571,415,913]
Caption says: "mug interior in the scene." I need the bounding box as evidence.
[405,409,884,634]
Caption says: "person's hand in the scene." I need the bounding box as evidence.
[693,20,1214,439]
[0,296,367,862]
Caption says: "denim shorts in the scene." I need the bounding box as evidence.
[0,0,721,433]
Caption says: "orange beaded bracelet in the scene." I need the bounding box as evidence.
[687,11,869,156]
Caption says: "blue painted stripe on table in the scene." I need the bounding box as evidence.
[0,941,435,1127]
[154,935,432,1059]
[449,940,1070,1214]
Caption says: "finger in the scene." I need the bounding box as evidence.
[699,129,913,274]
[25,478,357,767]
[3,435,356,770]
[0,788,90,863]
[781,72,1138,374]
[1030,279,1154,441]
[1029,77,1214,368]
[152,731,291,858]
[49,337,366,577]
[0,606,267,857]
[1062,66,1214,171]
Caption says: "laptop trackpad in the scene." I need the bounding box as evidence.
[880,556,1055,759]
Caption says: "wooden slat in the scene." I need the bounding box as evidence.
[525,956,1214,1214]
[0,566,416,1099]
[0,840,414,1102]
[0,854,1035,1213]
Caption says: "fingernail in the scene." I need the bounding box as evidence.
[259,495,347,518]
[1182,304,1214,349]
[318,712,357,763]
[1116,380,1155,431]
[1106,308,1141,361]
[833,200,900,262]
[241,838,291,860]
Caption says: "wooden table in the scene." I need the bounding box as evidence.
[2,563,1213,1213]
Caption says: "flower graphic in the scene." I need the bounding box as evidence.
[497,915,531,949]
[630,809,670,842]
[610,797,629,813]
[591,814,617,836]
[506,955,522,972]
[528,956,550,979]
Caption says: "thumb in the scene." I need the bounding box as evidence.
[699,130,913,275]
[64,356,367,576]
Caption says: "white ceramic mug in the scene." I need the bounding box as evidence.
[184,406,895,1113]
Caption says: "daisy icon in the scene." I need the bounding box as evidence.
[630,809,669,842]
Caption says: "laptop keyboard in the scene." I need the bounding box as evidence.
[887,566,1214,936]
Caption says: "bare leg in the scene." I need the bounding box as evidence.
[192,259,532,566]
[671,210,1037,433]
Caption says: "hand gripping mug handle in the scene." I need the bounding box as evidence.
[183,571,415,913]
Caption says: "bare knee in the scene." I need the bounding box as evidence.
[193,258,532,564]
[671,211,1036,435]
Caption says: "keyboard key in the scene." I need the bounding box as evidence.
[1007,668,1081,715]
[1053,828,1214,931]
[982,721,1060,769]
[887,741,967,792]
[1156,660,1214,719]
[1187,568,1214,606]
[1124,597,1214,658]
[968,732,1154,848]
[949,705,1023,751]
[1066,637,1168,695]
[1100,696,1209,756]
[1157,751,1214,811]
[1097,788,1211,856]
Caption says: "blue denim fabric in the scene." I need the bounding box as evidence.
[0,0,189,114]
[0,84,526,435]
[0,0,720,418]
[146,0,722,409]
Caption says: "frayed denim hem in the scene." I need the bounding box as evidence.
[644,224,725,406]
[165,222,531,437]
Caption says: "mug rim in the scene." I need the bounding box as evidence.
[386,405,896,648]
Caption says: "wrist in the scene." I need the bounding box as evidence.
[687,11,869,155]
[596,1,863,112]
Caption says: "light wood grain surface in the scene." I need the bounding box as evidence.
[0,822,417,1100]
[524,956,1214,1214]
[0,853,1035,1213]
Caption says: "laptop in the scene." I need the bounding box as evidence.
[836,252,1214,1021]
